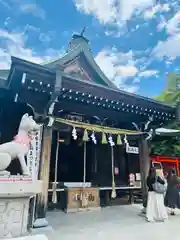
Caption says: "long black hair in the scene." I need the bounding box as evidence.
[148,166,156,178]
[167,168,176,182]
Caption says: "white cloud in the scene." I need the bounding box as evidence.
[157,16,167,32]
[74,0,156,26]
[0,0,11,10]
[0,29,63,69]
[166,11,180,35]
[132,77,140,84]
[95,49,138,81]
[75,0,117,24]
[95,48,140,93]
[121,85,139,93]
[143,4,170,19]
[94,47,159,93]
[157,11,180,34]
[138,70,158,77]
[153,12,180,60]
[153,33,180,60]
[19,3,46,19]
[118,0,155,22]
[153,11,180,60]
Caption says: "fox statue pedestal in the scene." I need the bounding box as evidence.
[0,177,42,239]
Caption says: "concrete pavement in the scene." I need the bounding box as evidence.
[42,205,180,240]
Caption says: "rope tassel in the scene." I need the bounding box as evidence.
[101,132,107,144]
[83,129,89,142]
[111,146,116,199]
[117,135,122,145]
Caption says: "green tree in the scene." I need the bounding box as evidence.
[151,74,180,157]
[155,90,179,105]
[154,72,180,104]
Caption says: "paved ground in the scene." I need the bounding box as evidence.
[42,205,180,240]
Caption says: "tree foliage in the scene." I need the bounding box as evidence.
[154,89,179,104]
[151,135,180,157]
[151,86,180,157]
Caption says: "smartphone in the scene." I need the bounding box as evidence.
[152,161,163,169]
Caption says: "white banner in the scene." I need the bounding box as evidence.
[27,126,42,180]
[126,145,139,154]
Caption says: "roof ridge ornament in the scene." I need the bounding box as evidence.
[80,26,86,37]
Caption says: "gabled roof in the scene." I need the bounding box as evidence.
[44,34,116,89]
[9,56,176,111]
[61,74,176,111]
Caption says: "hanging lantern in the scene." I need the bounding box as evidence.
[83,129,89,141]
[91,132,97,144]
[108,135,115,147]
[72,127,77,140]
[101,132,107,144]
[116,135,122,145]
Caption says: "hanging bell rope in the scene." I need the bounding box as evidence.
[111,146,116,199]
[52,131,60,204]
[83,142,87,185]
[82,141,88,208]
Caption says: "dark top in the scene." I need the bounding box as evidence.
[167,175,180,190]
[147,176,165,192]
[165,175,180,208]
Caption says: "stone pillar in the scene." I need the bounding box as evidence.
[33,126,52,229]
[139,135,151,209]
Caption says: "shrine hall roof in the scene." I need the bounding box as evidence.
[8,56,176,113]
[1,33,176,114]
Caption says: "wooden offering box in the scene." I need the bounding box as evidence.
[65,187,81,212]
[65,187,100,213]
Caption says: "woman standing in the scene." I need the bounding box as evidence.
[146,167,168,222]
[165,168,180,215]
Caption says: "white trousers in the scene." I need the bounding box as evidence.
[146,191,168,222]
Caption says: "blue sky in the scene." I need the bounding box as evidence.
[0,0,179,97]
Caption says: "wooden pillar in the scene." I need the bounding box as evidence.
[33,126,52,228]
[139,135,151,208]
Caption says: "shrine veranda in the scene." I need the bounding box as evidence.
[0,33,177,229]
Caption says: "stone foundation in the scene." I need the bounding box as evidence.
[0,198,29,238]
[0,179,43,239]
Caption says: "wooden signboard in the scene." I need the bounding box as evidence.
[65,187,100,213]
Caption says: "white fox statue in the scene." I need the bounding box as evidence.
[0,113,40,176]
